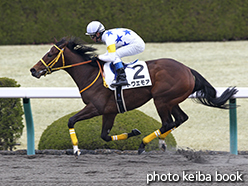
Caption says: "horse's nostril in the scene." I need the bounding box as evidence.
[30,68,37,76]
[30,68,35,73]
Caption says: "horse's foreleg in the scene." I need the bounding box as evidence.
[100,114,116,142]
[111,129,142,141]
[68,103,100,157]
[101,114,141,142]
[69,128,79,154]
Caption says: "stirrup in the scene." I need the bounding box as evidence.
[110,80,129,88]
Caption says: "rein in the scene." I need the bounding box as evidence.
[40,44,108,93]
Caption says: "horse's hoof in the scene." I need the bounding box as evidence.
[138,148,145,155]
[161,144,167,151]
[74,149,81,158]
[138,141,146,155]
[159,139,167,152]
[132,129,141,136]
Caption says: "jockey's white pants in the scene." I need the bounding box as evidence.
[99,37,145,65]
[114,37,145,64]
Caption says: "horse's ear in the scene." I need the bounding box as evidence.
[60,42,68,48]
[54,37,58,43]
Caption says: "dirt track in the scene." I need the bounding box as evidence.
[0,149,247,186]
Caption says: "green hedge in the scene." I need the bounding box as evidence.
[0,77,24,150]
[0,0,248,45]
[38,110,177,151]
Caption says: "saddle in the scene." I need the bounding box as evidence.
[103,60,152,91]
[103,60,152,113]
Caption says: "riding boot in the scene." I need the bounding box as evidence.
[111,62,129,87]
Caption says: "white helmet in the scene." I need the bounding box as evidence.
[85,21,105,35]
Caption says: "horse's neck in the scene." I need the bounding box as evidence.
[64,54,98,92]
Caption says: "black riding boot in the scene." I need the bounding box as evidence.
[111,68,129,87]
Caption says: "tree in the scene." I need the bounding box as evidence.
[0,77,24,151]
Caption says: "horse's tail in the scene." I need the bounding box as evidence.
[190,68,238,109]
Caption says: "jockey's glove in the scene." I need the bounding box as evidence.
[91,55,99,63]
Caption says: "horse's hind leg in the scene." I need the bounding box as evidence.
[138,99,175,154]
[138,99,189,154]
[159,104,188,139]
[101,114,141,142]
[158,113,174,151]
[158,104,189,151]
[172,104,189,127]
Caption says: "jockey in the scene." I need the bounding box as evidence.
[85,21,145,87]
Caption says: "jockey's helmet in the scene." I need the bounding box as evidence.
[85,21,105,36]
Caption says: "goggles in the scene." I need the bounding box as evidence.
[90,34,97,39]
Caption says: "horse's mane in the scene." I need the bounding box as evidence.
[56,36,97,61]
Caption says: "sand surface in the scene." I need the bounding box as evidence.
[0,149,247,186]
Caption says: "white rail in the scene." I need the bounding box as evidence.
[0,87,245,155]
[0,87,247,98]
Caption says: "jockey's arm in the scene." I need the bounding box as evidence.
[98,43,120,63]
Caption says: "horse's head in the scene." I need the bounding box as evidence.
[30,38,68,78]
[30,37,98,78]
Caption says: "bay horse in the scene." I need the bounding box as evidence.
[30,37,237,156]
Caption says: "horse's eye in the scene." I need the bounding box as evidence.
[47,53,52,58]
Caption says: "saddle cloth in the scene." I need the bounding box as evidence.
[103,60,152,90]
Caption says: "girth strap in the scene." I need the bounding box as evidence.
[114,86,127,113]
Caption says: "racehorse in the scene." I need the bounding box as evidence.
[30,37,237,156]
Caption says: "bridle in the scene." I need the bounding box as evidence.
[40,44,108,93]
[40,45,93,75]
[40,45,66,75]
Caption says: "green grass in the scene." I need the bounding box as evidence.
[0,41,247,151]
